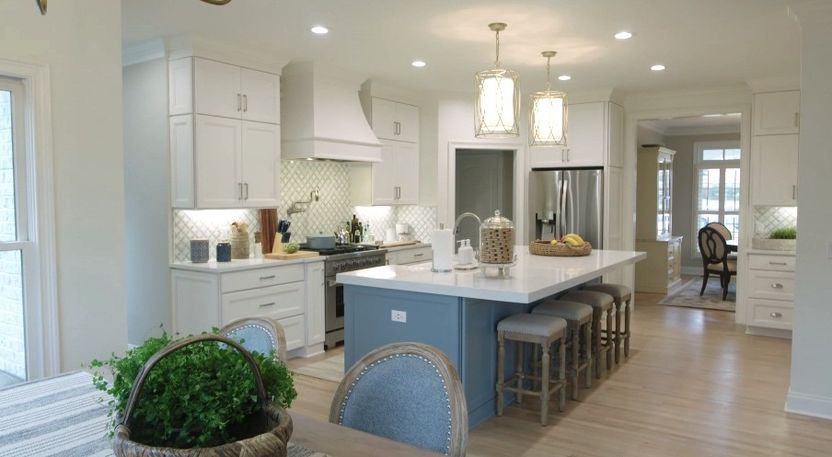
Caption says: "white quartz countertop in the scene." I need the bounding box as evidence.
[337,248,646,303]
[171,256,323,273]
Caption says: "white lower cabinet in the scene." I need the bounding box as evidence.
[746,253,795,331]
[171,260,324,357]
[386,246,433,265]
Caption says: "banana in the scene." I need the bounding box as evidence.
[565,233,585,245]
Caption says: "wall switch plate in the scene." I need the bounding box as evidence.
[391,310,407,323]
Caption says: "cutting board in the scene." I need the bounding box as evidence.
[264,250,320,260]
[378,240,420,248]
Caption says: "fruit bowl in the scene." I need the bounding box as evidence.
[529,240,592,257]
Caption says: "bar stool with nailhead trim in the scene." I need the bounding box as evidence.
[561,290,615,378]
[496,313,567,426]
[584,283,633,362]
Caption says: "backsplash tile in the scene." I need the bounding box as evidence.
[281,160,353,242]
[173,209,260,262]
[754,206,798,237]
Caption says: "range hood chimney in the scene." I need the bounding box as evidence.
[281,62,382,162]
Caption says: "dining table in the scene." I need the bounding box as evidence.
[727,239,739,253]
[0,371,438,457]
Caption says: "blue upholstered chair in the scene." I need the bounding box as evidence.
[220,317,288,362]
[329,342,468,457]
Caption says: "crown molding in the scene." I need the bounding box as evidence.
[746,76,800,93]
[122,39,166,67]
[166,34,288,74]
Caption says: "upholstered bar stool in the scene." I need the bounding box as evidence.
[496,313,567,426]
[584,283,633,362]
[532,300,593,399]
[561,290,614,378]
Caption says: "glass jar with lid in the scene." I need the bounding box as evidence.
[479,210,515,266]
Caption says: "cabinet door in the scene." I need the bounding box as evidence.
[751,134,798,206]
[396,142,419,204]
[194,58,241,119]
[168,58,193,115]
[528,146,568,169]
[564,102,605,167]
[195,115,242,208]
[753,91,800,135]
[305,262,325,346]
[241,121,280,208]
[371,98,397,140]
[371,140,398,205]
[396,103,420,143]
[241,68,280,124]
[170,115,195,208]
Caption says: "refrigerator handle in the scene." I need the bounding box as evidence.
[558,179,567,239]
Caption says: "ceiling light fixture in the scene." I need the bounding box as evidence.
[558,75,572,81]
[529,51,568,147]
[650,64,666,71]
[614,31,633,40]
[36,0,231,15]
[475,23,520,138]
[411,60,427,68]
[310,25,329,35]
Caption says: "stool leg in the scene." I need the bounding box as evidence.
[624,299,631,358]
[496,333,505,416]
[571,327,579,400]
[532,344,540,391]
[584,322,592,389]
[540,343,550,426]
[614,300,622,365]
[515,342,525,405]
[558,339,566,411]
[593,315,602,379]
[605,309,614,375]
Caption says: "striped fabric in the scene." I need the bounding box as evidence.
[0,371,326,457]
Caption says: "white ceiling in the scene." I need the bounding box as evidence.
[640,113,742,136]
[122,0,800,95]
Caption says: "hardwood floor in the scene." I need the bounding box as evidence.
[287,294,832,456]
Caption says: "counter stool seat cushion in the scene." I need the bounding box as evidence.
[561,291,614,315]
[498,313,567,338]
[583,284,632,302]
[533,300,593,321]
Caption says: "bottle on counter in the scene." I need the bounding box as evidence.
[350,214,359,243]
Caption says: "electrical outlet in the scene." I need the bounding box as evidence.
[391,310,407,323]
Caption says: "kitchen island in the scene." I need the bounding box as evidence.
[337,248,646,428]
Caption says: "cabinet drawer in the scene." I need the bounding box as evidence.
[222,282,305,323]
[748,299,793,330]
[278,315,305,351]
[221,264,305,292]
[748,270,795,301]
[396,247,432,265]
[749,254,795,272]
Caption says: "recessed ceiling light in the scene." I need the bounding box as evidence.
[650,64,666,71]
[614,31,633,40]
[411,60,427,68]
[558,75,572,81]
[310,25,329,35]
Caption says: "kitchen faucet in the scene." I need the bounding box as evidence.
[453,212,481,255]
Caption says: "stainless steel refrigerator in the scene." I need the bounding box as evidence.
[529,168,604,247]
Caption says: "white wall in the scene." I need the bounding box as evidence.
[0,0,127,371]
[786,0,832,420]
[123,58,171,345]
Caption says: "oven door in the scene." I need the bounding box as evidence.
[325,277,344,332]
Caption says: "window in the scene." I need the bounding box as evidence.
[694,141,741,250]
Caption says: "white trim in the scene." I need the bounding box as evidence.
[785,389,832,420]
[664,124,741,137]
[122,39,166,67]
[691,140,741,258]
[0,58,59,378]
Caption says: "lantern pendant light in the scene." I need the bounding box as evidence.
[475,23,520,138]
[529,51,568,147]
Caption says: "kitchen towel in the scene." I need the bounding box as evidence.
[431,229,454,272]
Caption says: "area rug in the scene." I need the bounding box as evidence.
[292,355,345,383]
[659,277,736,312]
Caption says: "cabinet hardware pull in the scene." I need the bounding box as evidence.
[243,94,248,112]
[566,148,570,162]
[769,261,787,266]
[259,302,276,308]
[794,112,800,128]
[259,275,276,280]
[238,182,243,200]
[244,183,249,200]
[770,312,783,318]
[237,93,242,112]
[770,283,784,289]
[792,185,797,200]
[413,253,424,257]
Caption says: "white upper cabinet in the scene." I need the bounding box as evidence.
[751,134,799,206]
[240,121,281,208]
[240,68,280,124]
[394,141,419,204]
[370,141,399,205]
[195,115,243,208]
[370,97,419,143]
[753,91,800,135]
[351,140,419,206]
[194,58,243,120]
[168,59,193,116]
[528,101,621,169]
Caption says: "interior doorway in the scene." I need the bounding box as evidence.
[454,149,514,244]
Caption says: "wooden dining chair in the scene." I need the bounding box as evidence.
[706,222,732,240]
[698,226,737,300]
[220,317,288,362]
[330,342,467,456]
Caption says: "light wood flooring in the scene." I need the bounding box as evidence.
[288,293,832,456]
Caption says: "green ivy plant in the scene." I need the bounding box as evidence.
[770,227,797,239]
[89,329,297,448]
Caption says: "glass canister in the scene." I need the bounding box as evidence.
[479,210,515,265]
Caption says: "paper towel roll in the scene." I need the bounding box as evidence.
[431,229,454,272]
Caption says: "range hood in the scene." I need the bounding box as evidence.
[281,62,382,162]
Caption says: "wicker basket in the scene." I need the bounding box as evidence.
[113,334,293,457]
[529,240,592,257]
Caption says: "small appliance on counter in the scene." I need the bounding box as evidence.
[396,223,413,242]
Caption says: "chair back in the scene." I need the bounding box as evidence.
[706,222,732,240]
[220,317,288,362]
[329,343,468,457]
[698,226,729,266]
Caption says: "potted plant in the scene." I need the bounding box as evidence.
[752,226,797,251]
[90,331,296,456]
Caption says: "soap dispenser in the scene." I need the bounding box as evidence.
[457,239,475,265]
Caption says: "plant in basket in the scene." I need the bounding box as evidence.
[89,329,297,456]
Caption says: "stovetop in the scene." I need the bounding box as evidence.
[299,243,379,256]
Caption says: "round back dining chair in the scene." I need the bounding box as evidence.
[706,221,732,240]
[220,317,288,362]
[329,342,468,457]
[698,226,737,300]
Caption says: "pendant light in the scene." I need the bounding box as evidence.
[529,51,568,147]
[475,23,520,138]
[35,0,230,15]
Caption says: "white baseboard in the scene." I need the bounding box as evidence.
[745,326,792,339]
[785,388,832,420]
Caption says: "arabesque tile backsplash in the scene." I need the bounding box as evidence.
[753,206,798,238]
[172,160,437,262]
